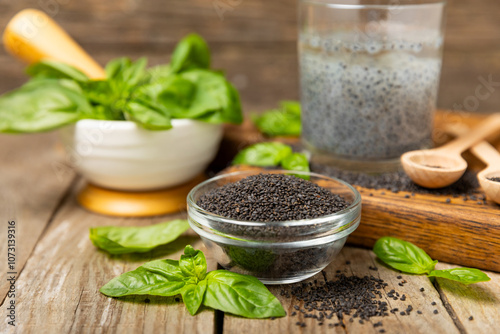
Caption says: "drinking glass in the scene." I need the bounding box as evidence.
[299,0,447,171]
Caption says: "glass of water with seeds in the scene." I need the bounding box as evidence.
[299,0,446,171]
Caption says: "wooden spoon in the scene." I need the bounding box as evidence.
[401,113,500,188]
[444,124,500,205]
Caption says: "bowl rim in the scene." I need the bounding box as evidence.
[73,118,219,130]
[187,170,362,228]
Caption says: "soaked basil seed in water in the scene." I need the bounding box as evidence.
[299,33,442,161]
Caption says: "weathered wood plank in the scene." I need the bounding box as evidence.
[434,263,500,334]
[2,179,216,334]
[223,246,461,334]
[0,133,76,302]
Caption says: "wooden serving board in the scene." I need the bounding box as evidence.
[216,111,500,273]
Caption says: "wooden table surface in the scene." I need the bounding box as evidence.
[0,130,499,334]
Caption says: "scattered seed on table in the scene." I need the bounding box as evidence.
[312,164,483,202]
[346,261,351,265]
[433,310,439,314]
[417,310,422,315]
[445,198,451,203]
[420,288,425,292]
[469,316,474,321]
[397,276,402,279]
[431,301,436,306]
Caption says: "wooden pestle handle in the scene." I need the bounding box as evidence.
[439,113,500,155]
[444,123,500,168]
[3,9,106,79]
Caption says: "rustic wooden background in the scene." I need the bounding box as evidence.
[0,0,499,113]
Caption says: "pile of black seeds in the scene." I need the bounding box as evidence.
[286,272,394,331]
[488,177,500,183]
[283,270,438,331]
[311,163,486,203]
[198,173,349,222]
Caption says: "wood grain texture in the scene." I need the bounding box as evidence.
[434,262,500,334]
[0,133,76,301]
[349,188,500,273]
[223,247,462,334]
[1,179,216,334]
[0,0,499,112]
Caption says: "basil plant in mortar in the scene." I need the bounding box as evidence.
[0,33,243,133]
[0,33,244,192]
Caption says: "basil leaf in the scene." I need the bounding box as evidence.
[280,100,301,115]
[134,75,195,114]
[105,57,147,84]
[233,142,293,167]
[281,153,310,179]
[147,64,173,82]
[89,220,190,254]
[0,79,91,133]
[179,245,207,281]
[100,266,186,297]
[373,237,437,274]
[170,33,210,74]
[181,280,207,315]
[176,69,242,124]
[27,60,89,82]
[203,270,286,318]
[123,100,172,130]
[142,259,186,281]
[252,100,301,136]
[428,268,491,285]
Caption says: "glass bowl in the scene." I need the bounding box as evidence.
[187,170,362,284]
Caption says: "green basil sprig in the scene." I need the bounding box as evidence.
[281,153,310,174]
[233,142,292,167]
[100,246,286,318]
[252,100,301,136]
[90,220,190,254]
[232,142,309,178]
[0,33,242,133]
[374,237,490,285]
[373,236,437,274]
